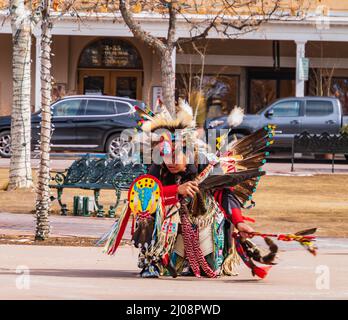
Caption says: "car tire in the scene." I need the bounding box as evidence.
[106,134,132,159]
[345,154,348,162]
[0,130,11,158]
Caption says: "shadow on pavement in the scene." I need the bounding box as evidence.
[0,267,260,282]
[0,268,138,279]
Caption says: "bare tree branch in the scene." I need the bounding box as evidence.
[119,0,166,54]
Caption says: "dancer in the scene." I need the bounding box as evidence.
[99,100,317,279]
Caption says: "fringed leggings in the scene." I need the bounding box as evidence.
[180,213,216,278]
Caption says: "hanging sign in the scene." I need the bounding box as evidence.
[152,86,163,111]
[299,58,309,81]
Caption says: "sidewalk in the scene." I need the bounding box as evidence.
[1,244,348,299]
[0,212,124,239]
[1,212,348,251]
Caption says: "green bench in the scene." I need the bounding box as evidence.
[49,154,147,217]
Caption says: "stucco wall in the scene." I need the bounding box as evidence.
[52,35,69,85]
[66,35,160,105]
[2,35,348,116]
[0,34,12,116]
[0,34,36,116]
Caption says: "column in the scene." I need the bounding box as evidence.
[295,40,307,98]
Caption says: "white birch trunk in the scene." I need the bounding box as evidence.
[9,0,33,190]
[35,0,52,240]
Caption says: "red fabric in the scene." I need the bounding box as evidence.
[242,215,256,223]
[163,184,179,205]
[253,266,272,279]
[213,190,228,219]
[131,215,135,236]
[231,208,244,226]
[162,253,169,266]
[107,207,131,255]
[213,189,244,226]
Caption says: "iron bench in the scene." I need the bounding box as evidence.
[291,132,348,173]
[49,154,147,217]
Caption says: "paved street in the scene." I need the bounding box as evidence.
[0,244,347,299]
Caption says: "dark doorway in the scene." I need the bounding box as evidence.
[247,68,296,113]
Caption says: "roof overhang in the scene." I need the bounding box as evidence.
[1,10,348,42]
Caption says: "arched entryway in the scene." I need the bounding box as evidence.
[78,38,143,99]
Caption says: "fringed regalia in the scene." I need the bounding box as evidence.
[98,99,317,279]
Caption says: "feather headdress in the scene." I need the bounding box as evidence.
[227,106,244,128]
[140,98,195,133]
[134,100,274,207]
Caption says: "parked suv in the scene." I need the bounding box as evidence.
[205,96,348,150]
[0,95,144,158]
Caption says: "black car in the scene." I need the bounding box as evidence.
[0,95,145,158]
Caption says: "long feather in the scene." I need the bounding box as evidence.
[295,228,317,236]
[199,170,265,190]
[101,206,132,255]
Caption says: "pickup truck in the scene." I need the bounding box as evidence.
[205,96,348,152]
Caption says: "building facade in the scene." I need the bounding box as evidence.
[1,0,348,122]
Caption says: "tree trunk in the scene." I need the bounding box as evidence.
[35,11,52,240]
[8,0,33,190]
[118,0,176,113]
[160,49,176,113]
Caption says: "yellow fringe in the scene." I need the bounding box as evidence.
[222,237,240,276]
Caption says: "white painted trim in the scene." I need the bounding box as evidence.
[295,41,307,97]
[0,12,348,42]
[2,9,348,42]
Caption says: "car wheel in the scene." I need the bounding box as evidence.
[0,131,11,158]
[345,154,348,162]
[106,134,132,159]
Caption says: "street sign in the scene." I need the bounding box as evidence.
[299,58,309,81]
[152,86,163,111]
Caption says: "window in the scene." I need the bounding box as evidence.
[305,101,333,117]
[330,78,348,115]
[79,39,143,69]
[115,102,130,114]
[272,101,300,117]
[85,100,116,115]
[250,79,277,114]
[247,68,296,114]
[83,76,104,95]
[175,74,239,126]
[53,100,82,117]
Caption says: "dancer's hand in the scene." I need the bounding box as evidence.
[237,222,254,239]
[178,181,199,198]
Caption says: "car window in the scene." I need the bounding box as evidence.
[53,100,82,117]
[85,100,116,115]
[115,102,131,114]
[305,101,334,117]
[271,101,300,117]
